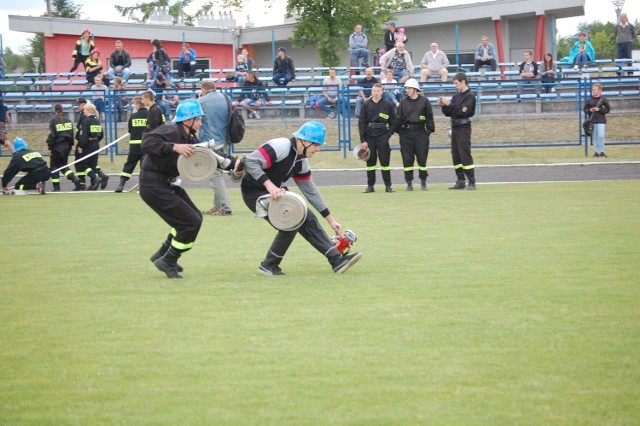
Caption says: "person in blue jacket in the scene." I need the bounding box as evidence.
[569,32,596,70]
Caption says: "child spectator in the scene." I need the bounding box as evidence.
[569,32,595,70]
[90,74,109,114]
[235,55,249,86]
[394,28,407,45]
[85,50,109,86]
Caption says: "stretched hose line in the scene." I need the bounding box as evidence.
[51,133,130,174]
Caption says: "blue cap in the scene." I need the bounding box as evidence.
[13,137,27,151]
[385,21,396,26]
[277,47,286,52]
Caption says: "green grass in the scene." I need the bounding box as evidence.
[1,182,640,424]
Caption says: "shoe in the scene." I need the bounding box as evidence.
[421,181,428,191]
[600,152,607,158]
[448,181,466,190]
[466,183,477,190]
[248,111,255,119]
[150,252,183,272]
[74,185,85,191]
[258,262,285,276]
[385,186,395,193]
[583,64,588,70]
[88,176,101,191]
[202,209,232,216]
[115,182,125,193]
[53,185,60,192]
[333,252,363,274]
[327,112,335,119]
[100,175,109,190]
[38,182,46,195]
[253,110,261,120]
[592,153,600,158]
[406,183,413,191]
[573,65,579,71]
[363,186,374,193]
[153,257,183,279]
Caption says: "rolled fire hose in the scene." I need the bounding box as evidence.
[261,191,308,231]
[177,146,218,183]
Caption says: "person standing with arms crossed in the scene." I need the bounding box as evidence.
[115,96,148,192]
[358,83,396,193]
[198,80,233,216]
[388,78,434,191]
[439,72,477,190]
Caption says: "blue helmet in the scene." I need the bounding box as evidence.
[173,99,204,123]
[292,121,326,145]
[13,137,27,151]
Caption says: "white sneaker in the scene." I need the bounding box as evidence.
[248,111,254,119]
[253,110,261,120]
[327,111,335,119]
[573,65,579,71]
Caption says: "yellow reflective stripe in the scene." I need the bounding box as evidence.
[419,115,426,121]
[366,166,376,171]
[120,172,132,178]
[379,112,389,119]
[83,167,93,174]
[462,164,475,170]
[56,122,73,131]
[418,166,428,171]
[129,140,142,144]
[63,170,73,177]
[51,178,60,183]
[454,164,464,169]
[381,166,391,171]
[170,228,177,237]
[171,239,194,251]
[76,171,86,177]
[131,118,147,127]
[22,152,43,161]
[403,166,414,172]
[90,125,102,133]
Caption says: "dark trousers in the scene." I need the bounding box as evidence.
[77,142,100,178]
[15,167,51,190]
[399,130,429,183]
[178,62,196,78]
[140,175,203,253]
[49,145,72,184]
[120,144,143,180]
[365,134,392,187]
[473,58,497,72]
[242,191,340,267]
[451,125,475,183]
[273,73,292,87]
[70,54,89,73]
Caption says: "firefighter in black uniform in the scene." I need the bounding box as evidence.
[141,90,165,131]
[439,72,477,190]
[358,83,396,193]
[77,103,107,191]
[241,121,362,276]
[115,96,147,192]
[46,103,81,191]
[2,137,50,194]
[141,99,239,279]
[73,98,88,190]
[389,78,435,191]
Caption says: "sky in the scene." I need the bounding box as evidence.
[1,0,639,53]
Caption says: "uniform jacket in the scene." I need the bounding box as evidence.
[47,117,74,150]
[242,137,330,217]
[389,94,435,135]
[78,115,103,150]
[441,88,477,125]
[359,97,396,142]
[2,149,48,187]
[72,38,94,58]
[128,108,149,143]
[147,103,165,131]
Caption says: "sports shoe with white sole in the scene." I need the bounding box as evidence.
[259,262,285,276]
[333,252,363,274]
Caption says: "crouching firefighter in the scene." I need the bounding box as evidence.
[2,137,51,194]
[140,99,241,279]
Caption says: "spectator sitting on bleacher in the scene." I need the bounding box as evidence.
[420,42,450,82]
[354,67,378,118]
[242,48,255,71]
[319,67,345,119]
[235,55,249,86]
[380,69,400,107]
[569,32,595,70]
[178,43,197,79]
[349,24,370,70]
[90,74,109,114]
[239,71,271,120]
[518,50,539,97]
[85,50,110,86]
[70,28,94,73]
[380,42,413,83]
[473,36,497,72]
[540,53,556,93]
[148,39,172,81]
[107,40,131,83]
[149,73,179,120]
[272,47,296,87]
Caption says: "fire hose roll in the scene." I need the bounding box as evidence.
[177,146,218,183]
[263,191,308,231]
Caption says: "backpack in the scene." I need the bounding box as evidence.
[225,94,245,144]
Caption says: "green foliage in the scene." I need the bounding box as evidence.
[115,0,246,24]
[1,48,32,73]
[556,18,640,61]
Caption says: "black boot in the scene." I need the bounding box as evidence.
[88,174,101,191]
[406,181,413,191]
[153,247,183,279]
[448,180,466,190]
[38,181,47,195]
[115,177,127,193]
[97,170,109,190]
[150,239,183,272]
[74,175,86,191]
[421,179,428,191]
[363,185,374,193]
[53,183,61,192]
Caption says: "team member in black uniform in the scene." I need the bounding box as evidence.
[141,99,239,279]
[115,96,147,192]
[73,98,88,190]
[358,83,396,193]
[2,137,50,194]
[77,103,107,191]
[439,72,477,190]
[46,103,81,191]
[141,90,165,131]
[241,121,362,276]
[388,78,435,191]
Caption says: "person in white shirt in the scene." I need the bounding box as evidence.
[420,42,450,82]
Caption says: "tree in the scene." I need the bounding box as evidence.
[25,0,82,72]
[556,19,640,61]
[116,0,432,66]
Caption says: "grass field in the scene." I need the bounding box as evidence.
[1,181,639,424]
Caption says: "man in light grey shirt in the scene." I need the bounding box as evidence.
[420,42,450,82]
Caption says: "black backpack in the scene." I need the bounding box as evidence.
[225,94,245,144]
